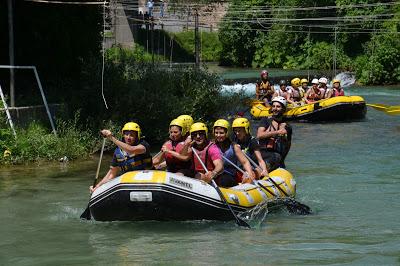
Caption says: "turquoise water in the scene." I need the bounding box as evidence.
[1,86,400,265]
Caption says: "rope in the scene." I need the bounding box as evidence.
[101,1,109,109]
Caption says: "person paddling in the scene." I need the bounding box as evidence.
[232,117,269,179]
[181,122,224,185]
[257,96,292,169]
[213,119,255,186]
[90,122,153,192]
[152,118,192,175]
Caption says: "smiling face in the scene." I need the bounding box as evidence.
[169,125,182,142]
[271,102,284,116]
[213,127,227,143]
[123,130,137,145]
[233,127,247,141]
[191,130,207,146]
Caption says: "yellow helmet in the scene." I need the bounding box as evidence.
[300,78,308,84]
[333,79,340,84]
[213,119,230,132]
[169,118,186,136]
[232,117,250,134]
[190,122,208,135]
[177,115,194,135]
[121,122,141,139]
[291,78,301,87]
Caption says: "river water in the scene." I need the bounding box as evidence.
[1,86,400,265]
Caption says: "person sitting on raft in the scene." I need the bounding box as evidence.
[90,122,153,192]
[257,96,292,169]
[305,78,324,103]
[287,77,305,106]
[301,78,309,92]
[318,77,330,99]
[152,118,192,176]
[232,117,269,178]
[181,122,225,186]
[273,79,292,99]
[176,114,194,139]
[213,119,255,186]
[256,70,275,106]
[332,79,345,97]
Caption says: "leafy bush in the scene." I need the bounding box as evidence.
[71,46,245,145]
[355,33,400,85]
[0,113,97,165]
[172,31,222,62]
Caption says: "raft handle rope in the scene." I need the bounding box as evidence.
[191,147,250,228]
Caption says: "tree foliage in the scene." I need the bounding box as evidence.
[218,0,400,84]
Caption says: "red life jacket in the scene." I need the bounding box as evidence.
[164,140,191,172]
[333,88,344,97]
[307,88,322,102]
[192,142,215,174]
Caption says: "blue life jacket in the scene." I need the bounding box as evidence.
[222,144,238,177]
[112,140,153,173]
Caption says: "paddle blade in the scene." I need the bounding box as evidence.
[284,199,312,215]
[236,217,251,228]
[80,205,92,220]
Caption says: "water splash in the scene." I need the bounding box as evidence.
[221,83,255,96]
[332,72,356,87]
[238,201,269,228]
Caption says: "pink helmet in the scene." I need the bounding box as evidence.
[260,70,268,77]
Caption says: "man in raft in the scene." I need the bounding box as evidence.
[256,70,275,106]
[181,122,225,186]
[332,79,345,97]
[257,96,292,169]
[305,78,324,103]
[287,77,305,106]
[90,122,153,192]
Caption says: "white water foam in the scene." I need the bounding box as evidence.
[221,72,356,96]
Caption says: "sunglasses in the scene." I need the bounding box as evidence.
[191,131,206,138]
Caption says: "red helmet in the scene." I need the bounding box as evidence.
[260,70,268,78]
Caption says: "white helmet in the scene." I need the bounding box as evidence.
[271,96,287,108]
[311,78,319,84]
[318,77,328,84]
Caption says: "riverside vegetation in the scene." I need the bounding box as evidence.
[0,47,246,165]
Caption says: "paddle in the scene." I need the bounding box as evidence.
[242,152,312,215]
[191,147,250,228]
[367,103,400,115]
[80,138,106,220]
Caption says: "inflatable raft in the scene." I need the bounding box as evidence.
[89,168,296,222]
[250,95,367,121]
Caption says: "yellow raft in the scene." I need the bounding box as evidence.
[250,95,367,121]
[89,168,296,221]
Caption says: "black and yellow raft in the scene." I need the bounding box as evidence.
[89,168,296,221]
[250,95,367,121]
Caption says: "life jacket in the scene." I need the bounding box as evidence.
[259,118,292,157]
[323,88,334,98]
[291,87,305,102]
[307,88,323,102]
[256,80,274,101]
[164,140,191,172]
[113,142,153,173]
[192,142,215,174]
[276,88,292,98]
[218,143,238,177]
[333,88,344,97]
